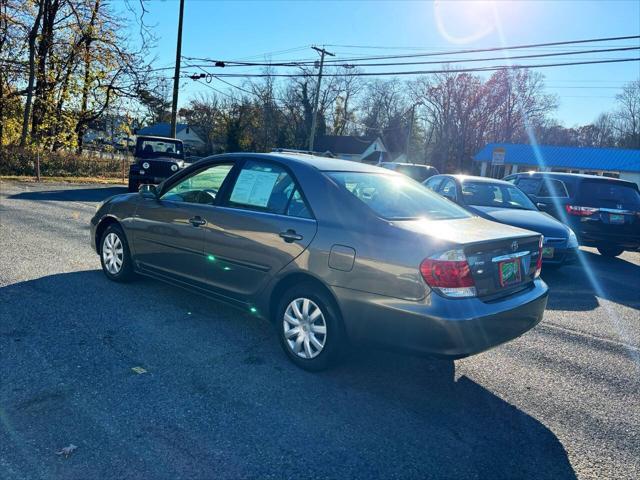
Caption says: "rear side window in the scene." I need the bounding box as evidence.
[577,180,640,209]
[227,160,312,218]
[515,177,542,195]
[328,172,471,221]
[538,179,569,198]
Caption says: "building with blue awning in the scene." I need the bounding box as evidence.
[474,143,640,187]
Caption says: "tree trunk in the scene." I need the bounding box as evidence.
[19,0,44,146]
[76,0,101,153]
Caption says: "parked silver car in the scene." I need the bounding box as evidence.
[91,153,548,370]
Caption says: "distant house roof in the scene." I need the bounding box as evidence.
[137,123,189,137]
[314,135,379,155]
[474,143,640,173]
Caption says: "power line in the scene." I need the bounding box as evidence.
[186,57,640,78]
[190,35,640,67]
[184,46,639,69]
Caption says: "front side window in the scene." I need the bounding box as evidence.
[227,160,312,218]
[328,172,470,221]
[161,163,234,204]
[461,182,537,210]
[439,179,458,201]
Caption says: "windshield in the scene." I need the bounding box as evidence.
[136,138,184,159]
[462,181,537,210]
[328,172,471,221]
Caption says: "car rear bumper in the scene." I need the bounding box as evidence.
[333,278,548,358]
[542,246,578,265]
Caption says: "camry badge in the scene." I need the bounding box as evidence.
[511,240,519,252]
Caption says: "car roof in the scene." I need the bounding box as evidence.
[511,171,608,181]
[509,171,639,187]
[216,152,394,174]
[434,174,514,186]
[379,162,434,168]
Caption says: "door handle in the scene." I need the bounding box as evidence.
[279,229,303,243]
[536,202,547,209]
[189,216,207,227]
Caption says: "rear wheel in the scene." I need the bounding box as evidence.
[128,177,138,193]
[597,246,624,258]
[100,224,135,282]
[276,283,345,371]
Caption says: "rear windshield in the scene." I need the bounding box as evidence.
[462,182,537,210]
[578,180,640,208]
[328,172,471,221]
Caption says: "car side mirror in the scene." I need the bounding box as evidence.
[139,184,158,199]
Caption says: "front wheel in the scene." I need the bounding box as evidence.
[597,246,624,258]
[276,283,346,371]
[100,224,136,282]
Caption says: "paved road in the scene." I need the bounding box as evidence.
[1,181,639,480]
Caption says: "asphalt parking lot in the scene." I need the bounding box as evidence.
[1,180,639,480]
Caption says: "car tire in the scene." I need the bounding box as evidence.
[100,224,136,282]
[276,282,346,371]
[597,246,624,258]
[127,178,138,193]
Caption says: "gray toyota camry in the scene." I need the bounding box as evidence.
[90,153,548,371]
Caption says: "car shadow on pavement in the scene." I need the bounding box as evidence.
[542,250,640,311]
[1,270,577,479]
[9,186,128,202]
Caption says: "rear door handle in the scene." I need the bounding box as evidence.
[536,202,547,209]
[279,229,303,243]
[189,216,207,227]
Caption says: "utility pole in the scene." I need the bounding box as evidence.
[308,46,334,152]
[170,0,185,139]
[405,104,416,162]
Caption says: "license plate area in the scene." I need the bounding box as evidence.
[542,247,555,258]
[609,213,624,224]
[499,258,522,287]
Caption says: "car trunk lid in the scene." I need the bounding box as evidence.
[395,217,542,299]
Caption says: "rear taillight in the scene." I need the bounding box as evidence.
[535,236,543,278]
[565,204,599,216]
[420,249,476,298]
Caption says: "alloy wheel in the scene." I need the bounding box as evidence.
[102,232,124,275]
[283,298,327,359]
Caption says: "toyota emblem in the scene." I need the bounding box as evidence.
[511,240,519,252]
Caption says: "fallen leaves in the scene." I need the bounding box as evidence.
[56,444,78,458]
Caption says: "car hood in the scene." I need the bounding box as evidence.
[466,205,569,239]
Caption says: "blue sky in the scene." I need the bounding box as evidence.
[127,0,640,126]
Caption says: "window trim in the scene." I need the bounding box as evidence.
[219,157,315,220]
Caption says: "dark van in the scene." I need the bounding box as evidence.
[378,162,439,182]
[504,172,640,257]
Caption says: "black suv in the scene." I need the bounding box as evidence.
[504,172,640,257]
[378,162,439,182]
[128,135,187,192]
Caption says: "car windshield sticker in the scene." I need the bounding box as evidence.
[230,169,280,207]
